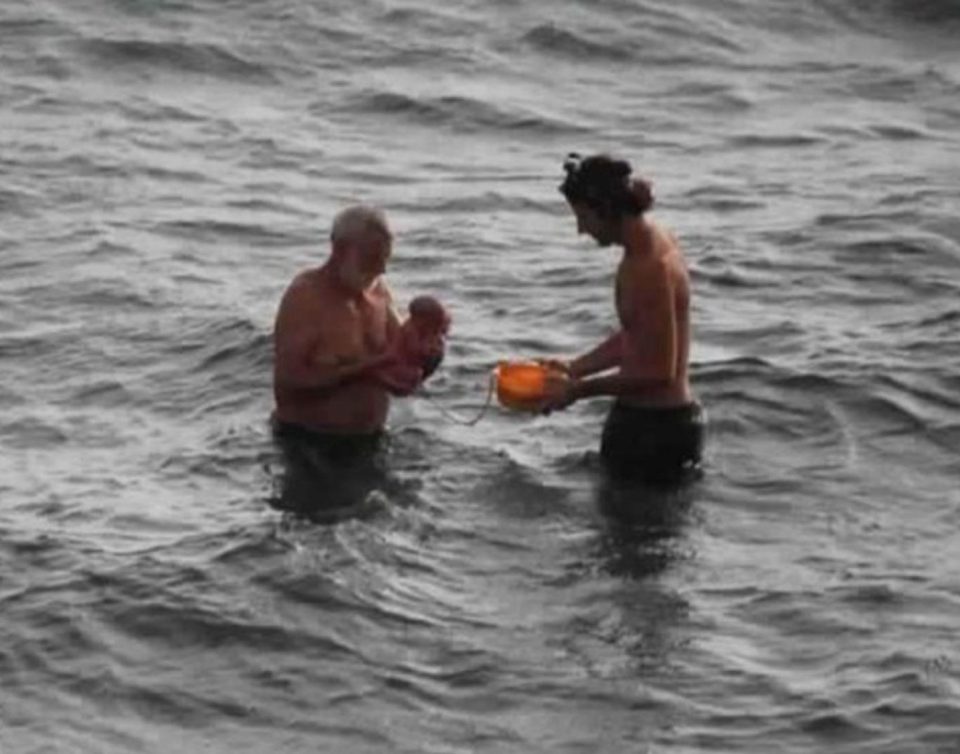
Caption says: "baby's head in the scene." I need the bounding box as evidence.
[407,296,451,337]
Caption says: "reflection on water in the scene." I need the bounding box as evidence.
[593,470,700,580]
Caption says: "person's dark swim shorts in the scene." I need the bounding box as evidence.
[271,420,387,520]
[272,420,384,466]
[600,400,705,484]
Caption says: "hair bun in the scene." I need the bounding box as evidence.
[630,177,654,213]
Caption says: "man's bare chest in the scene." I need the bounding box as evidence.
[323,298,389,354]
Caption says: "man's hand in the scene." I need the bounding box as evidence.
[537,357,572,377]
[538,370,579,414]
[309,350,395,390]
[374,362,423,396]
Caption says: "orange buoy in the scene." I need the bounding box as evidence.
[494,361,556,411]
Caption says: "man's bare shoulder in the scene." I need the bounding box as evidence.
[279,268,328,309]
[284,268,323,295]
[645,220,687,277]
[632,246,671,280]
[643,217,679,250]
[275,269,331,338]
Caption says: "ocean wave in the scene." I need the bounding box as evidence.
[831,64,954,103]
[868,123,932,141]
[74,36,276,83]
[0,331,58,360]
[821,0,960,31]
[833,235,958,269]
[469,456,574,521]
[346,90,586,135]
[0,15,63,36]
[68,379,133,406]
[389,191,550,215]
[521,23,635,62]
[0,187,41,215]
[660,81,756,113]
[154,218,302,246]
[179,317,269,368]
[67,278,162,311]
[0,416,68,448]
[108,595,354,655]
[727,132,828,149]
[691,356,957,476]
[693,264,778,289]
[883,0,960,24]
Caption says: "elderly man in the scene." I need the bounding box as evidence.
[272,204,433,448]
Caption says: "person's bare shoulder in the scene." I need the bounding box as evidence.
[643,217,673,250]
[637,256,672,299]
[275,269,327,335]
[289,268,329,304]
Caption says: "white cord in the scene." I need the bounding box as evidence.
[418,370,497,427]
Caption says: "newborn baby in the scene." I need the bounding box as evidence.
[376,295,450,396]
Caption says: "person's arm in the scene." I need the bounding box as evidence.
[374,361,423,396]
[574,275,676,399]
[382,281,404,344]
[542,271,676,409]
[570,370,671,400]
[568,331,623,378]
[539,332,621,377]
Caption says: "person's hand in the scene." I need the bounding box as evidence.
[536,357,572,376]
[538,370,579,414]
[375,362,423,396]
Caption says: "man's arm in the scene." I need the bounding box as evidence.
[569,331,623,378]
[543,269,676,409]
[574,271,676,399]
[569,371,671,400]
[382,281,403,343]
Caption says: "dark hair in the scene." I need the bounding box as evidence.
[559,153,653,217]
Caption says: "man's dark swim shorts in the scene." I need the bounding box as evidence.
[600,400,704,484]
[272,420,384,466]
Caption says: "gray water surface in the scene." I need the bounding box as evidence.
[2,1,959,752]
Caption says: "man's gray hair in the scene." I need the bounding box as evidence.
[330,204,391,245]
